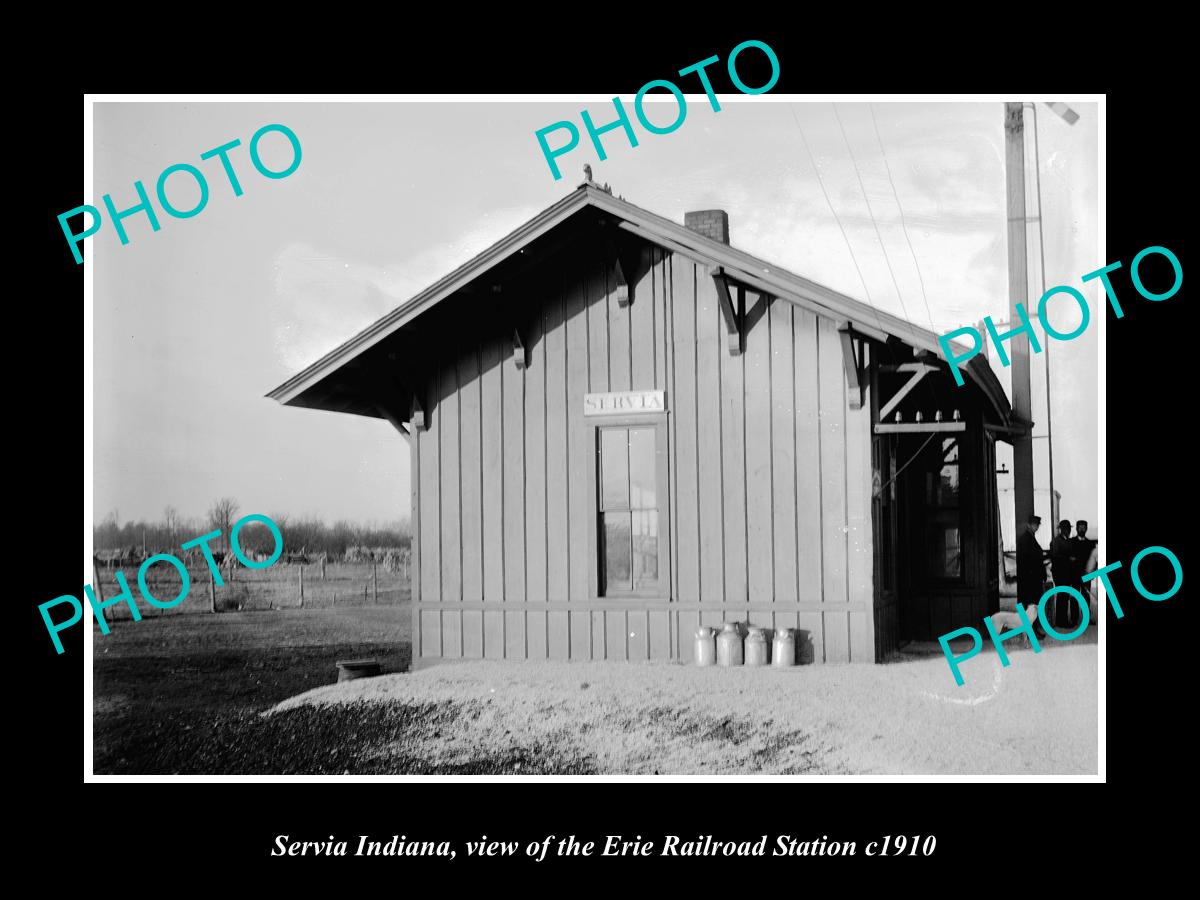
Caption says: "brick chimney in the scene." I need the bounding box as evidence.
[684,209,729,244]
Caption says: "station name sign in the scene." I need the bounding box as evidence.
[583,390,666,416]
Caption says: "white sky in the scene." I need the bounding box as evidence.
[92,99,1099,529]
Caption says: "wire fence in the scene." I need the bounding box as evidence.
[91,560,412,621]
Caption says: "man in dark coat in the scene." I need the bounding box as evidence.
[1016,514,1049,639]
[1049,519,1076,628]
[1072,520,1098,625]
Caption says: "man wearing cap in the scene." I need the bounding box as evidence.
[1049,519,1076,629]
[1016,514,1050,639]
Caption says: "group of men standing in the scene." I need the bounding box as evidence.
[1016,515,1098,635]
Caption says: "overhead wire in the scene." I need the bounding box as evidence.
[872,431,938,500]
[831,102,921,348]
[867,103,939,336]
[794,104,952,504]
[853,103,943,420]
[789,104,887,338]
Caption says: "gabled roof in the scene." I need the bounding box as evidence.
[267,183,1011,424]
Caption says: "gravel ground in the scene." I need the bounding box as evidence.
[269,639,1098,775]
[95,608,1097,775]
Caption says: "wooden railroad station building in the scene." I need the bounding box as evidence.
[269,183,1017,667]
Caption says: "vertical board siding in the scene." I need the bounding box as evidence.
[505,609,526,659]
[502,334,526,604]
[588,254,610,393]
[439,359,462,604]
[719,287,748,607]
[463,610,483,658]
[419,361,441,608]
[481,334,506,660]
[630,245,656,390]
[770,303,798,604]
[545,280,569,608]
[565,257,590,611]
[817,319,848,607]
[525,285,548,605]
[608,257,632,392]
[672,258,700,604]
[411,240,879,667]
[607,611,628,661]
[548,610,570,659]
[481,339,504,603]
[653,249,668,390]
[420,609,440,658]
[744,292,774,603]
[658,250,677,611]
[527,610,548,659]
[694,263,724,602]
[794,310,822,603]
[442,609,462,659]
[460,346,483,603]
[649,610,671,659]
[483,609,504,659]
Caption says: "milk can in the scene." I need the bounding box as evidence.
[744,627,768,666]
[694,626,717,667]
[772,628,796,667]
[716,623,743,667]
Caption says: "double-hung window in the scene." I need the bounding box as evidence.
[587,416,669,598]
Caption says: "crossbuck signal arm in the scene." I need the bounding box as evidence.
[878,362,938,422]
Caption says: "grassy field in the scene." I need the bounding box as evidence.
[94,601,1098,775]
[93,606,411,773]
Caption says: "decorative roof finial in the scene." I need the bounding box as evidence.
[583,163,593,183]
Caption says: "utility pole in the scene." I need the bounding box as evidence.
[1029,103,1057,528]
[1005,102,1036,554]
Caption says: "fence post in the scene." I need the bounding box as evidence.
[321,555,327,581]
[372,563,378,604]
[92,559,107,628]
[299,565,305,609]
[209,568,216,614]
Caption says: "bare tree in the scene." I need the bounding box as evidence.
[207,497,240,552]
[163,505,179,547]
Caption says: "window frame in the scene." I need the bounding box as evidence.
[585,413,671,601]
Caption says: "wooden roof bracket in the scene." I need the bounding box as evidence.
[513,328,527,370]
[374,401,413,442]
[409,391,426,429]
[379,353,427,431]
[838,323,866,410]
[607,237,630,307]
[708,265,742,355]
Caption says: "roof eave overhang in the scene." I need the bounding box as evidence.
[265,188,592,407]
[268,184,1012,426]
